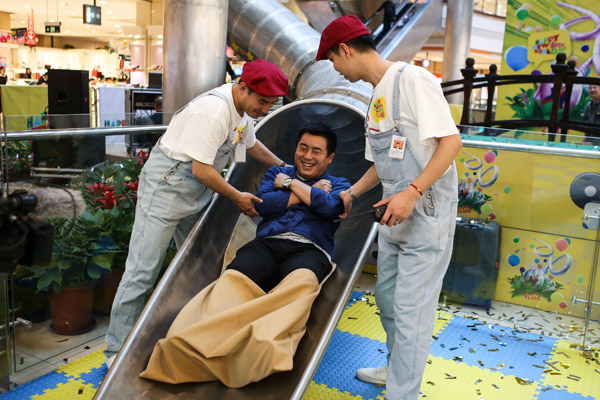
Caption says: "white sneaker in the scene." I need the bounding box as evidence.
[356,365,388,384]
[106,354,117,368]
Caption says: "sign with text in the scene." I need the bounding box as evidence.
[527,29,571,62]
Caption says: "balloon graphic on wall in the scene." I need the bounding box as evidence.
[505,45,529,71]
[480,203,493,215]
[508,254,520,266]
[550,15,562,28]
[555,239,569,251]
[484,151,496,163]
[550,291,564,303]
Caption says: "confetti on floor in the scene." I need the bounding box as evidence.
[2,292,598,399]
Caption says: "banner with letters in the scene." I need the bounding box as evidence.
[496,0,600,130]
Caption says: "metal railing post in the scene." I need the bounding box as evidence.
[484,64,498,124]
[548,53,568,142]
[460,58,477,128]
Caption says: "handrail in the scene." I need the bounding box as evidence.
[442,54,600,141]
[2,125,168,141]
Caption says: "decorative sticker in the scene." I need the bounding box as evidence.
[371,97,386,123]
[234,125,246,144]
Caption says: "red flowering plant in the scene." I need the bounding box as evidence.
[68,154,148,270]
[20,153,148,293]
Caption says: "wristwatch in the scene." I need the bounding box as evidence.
[282,177,293,190]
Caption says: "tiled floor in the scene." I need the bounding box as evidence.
[10,318,109,388]
[7,272,600,390]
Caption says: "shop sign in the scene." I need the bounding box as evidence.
[25,10,38,47]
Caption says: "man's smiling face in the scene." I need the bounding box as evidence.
[294,132,334,180]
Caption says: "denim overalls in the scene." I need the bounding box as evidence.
[105,89,237,357]
[367,67,458,399]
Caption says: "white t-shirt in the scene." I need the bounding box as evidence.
[365,62,458,168]
[160,83,256,164]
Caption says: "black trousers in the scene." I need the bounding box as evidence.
[226,237,332,293]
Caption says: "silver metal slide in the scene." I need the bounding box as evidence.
[94,99,381,399]
[93,0,420,397]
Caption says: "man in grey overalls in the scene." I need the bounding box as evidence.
[105,59,289,366]
[317,16,462,400]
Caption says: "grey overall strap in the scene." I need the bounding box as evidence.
[172,88,235,143]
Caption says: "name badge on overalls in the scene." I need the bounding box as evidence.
[389,135,406,159]
[234,143,246,163]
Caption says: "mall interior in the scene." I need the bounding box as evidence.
[0,0,599,399]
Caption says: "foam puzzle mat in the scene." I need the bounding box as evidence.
[2,291,599,399]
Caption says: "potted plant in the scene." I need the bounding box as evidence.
[23,210,116,334]
[71,153,146,315]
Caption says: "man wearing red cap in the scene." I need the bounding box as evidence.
[317,15,462,400]
[104,59,289,367]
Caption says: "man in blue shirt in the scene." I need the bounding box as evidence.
[140,122,350,386]
[227,121,350,292]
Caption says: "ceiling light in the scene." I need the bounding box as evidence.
[114,24,120,28]
[92,30,95,32]
[99,0,106,4]
[157,34,163,39]
[120,33,124,37]
[71,12,75,15]
[49,20,54,23]
[157,41,163,45]
[134,35,140,38]
[60,3,66,6]
[66,30,70,33]
[133,41,140,45]
[21,20,25,24]
[106,11,112,14]
[24,4,30,8]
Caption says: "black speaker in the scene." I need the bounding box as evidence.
[34,69,105,170]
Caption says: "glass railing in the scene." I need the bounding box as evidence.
[1,121,598,376]
[1,117,171,374]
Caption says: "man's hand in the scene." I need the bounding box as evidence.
[234,192,263,217]
[374,188,420,227]
[274,173,290,190]
[338,189,353,218]
[312,179,332,193]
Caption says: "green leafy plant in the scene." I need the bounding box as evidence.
[21,152,149,292]
[508,274,564,302]
[1,140,33,180]
[24,210,117,293]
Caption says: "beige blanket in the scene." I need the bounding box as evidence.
[139,268,321,388]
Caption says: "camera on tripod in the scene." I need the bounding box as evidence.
[0,190,55,274]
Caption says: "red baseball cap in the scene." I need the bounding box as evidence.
[240,59,289,97]
[316,15,371,61]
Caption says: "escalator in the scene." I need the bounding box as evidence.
[296,0,443,62]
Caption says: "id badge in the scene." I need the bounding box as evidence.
[389,135,406,159]
[234,143,246,163]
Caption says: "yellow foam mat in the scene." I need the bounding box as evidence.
[433,311,454,336]
[56,350,105,378]
[32,379,96,400]
[336,296,454,344]
[304,381,382,400]
[420,355,540,399]
[540,340,600,397]
[336,295,386,342]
